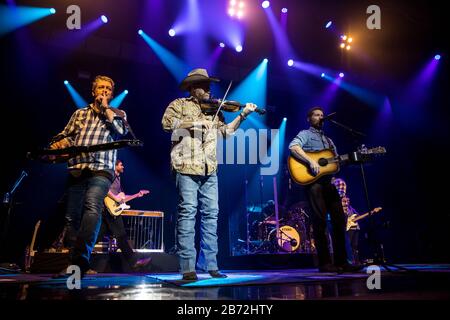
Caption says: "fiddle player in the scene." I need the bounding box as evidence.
[50,75,128,278]
[162,68,257,280]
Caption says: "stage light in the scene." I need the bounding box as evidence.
[287,59,294,67]
[219,42,225,48]
[281,8,288,13]
[346,45,351,50]
[138,29,143,35]
[239,1,245,8]
[339,72,344,78]
[168,29,176,37]
[348,37,353,43]
[321,73,325,78]
[49,8,56,14]
[341,35,347,41]
[283,117,287,121]
[435,54,441,60]
[325,21,332,28]
[340,43,345,49]
[229,0,245,19]
[100,15,108,23]
[64,80,69,85]
[228,8,235,16]
[262,1,270,9]
[237,10,244,19]
[235,45,243,52]
[124,90,129,94]
[263,58,268,63]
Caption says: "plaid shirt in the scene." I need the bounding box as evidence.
[52,104,128,171]
[333,178,360,230]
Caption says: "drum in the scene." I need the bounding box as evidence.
[268,225,301,252]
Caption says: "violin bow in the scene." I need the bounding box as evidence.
[212,80,233,122]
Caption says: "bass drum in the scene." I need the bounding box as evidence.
[268,225,300,252]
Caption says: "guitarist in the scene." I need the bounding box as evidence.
[288,107,359,273]
[331,177,361,265]
[96,159,151,272]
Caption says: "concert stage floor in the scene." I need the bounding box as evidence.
[1,264,449,300]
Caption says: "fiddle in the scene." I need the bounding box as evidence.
[200,98,266,115]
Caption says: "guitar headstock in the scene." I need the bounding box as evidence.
[361,146,386,155]
[370,207,383,214]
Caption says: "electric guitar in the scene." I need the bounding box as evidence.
[346,207,382,231]
[24,220,41,272]
[287,146,386,185]
[104,189,150,216]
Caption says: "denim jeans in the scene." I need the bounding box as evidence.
[64,169,112,271]
[175,172,219,274]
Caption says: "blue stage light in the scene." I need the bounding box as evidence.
[124,90,129,94]
[263,58,268,63]
[49,8,56,14]
[219,42,225,48]
[64,80,69,85]
[434,54,441,60]
[283,117,287,121]
[138,29,143,35]
[339,72,344,78]
[321,73,325,78]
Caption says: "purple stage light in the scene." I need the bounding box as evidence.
[262,1,270,9]
[168,29,176,37]
[325,21,332,28]
[235,45,243,52]
[435,54,441,60]
[339,72,344,78]
[287,59,294,67]
[282,8,288,13]
[219,42,225,48]
[101,15,108,24]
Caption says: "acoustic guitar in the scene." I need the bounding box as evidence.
[287,146,386,185]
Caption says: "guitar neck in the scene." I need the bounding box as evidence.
[353,211,372,222]
[124,193,141,203]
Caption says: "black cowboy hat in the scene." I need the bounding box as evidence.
[179,68,220,91]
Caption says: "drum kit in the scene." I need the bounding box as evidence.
[246,201,316,254]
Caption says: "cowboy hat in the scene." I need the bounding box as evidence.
[179,68,220,91]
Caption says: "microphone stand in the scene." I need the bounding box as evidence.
[1,170,28,273]
[326,117,410,272]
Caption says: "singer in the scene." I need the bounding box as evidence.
[49,75,128,278]
[288,106,360,273]
[161,68,257,281]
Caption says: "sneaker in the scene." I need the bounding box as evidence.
[208,270,227,278]
[337,263,364,273]
[182,272,198,281]
[318,264,339,273]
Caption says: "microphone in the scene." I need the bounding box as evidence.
[320,112,337,123]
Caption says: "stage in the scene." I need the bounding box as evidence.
[1,264,449,300]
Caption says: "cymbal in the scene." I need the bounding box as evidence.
[289,201,309,210]
[246,205,262,213]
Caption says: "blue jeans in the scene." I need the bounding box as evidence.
[175,172,219,274]
[64,170,112,271]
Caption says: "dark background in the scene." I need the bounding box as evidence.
[1,0,449,266]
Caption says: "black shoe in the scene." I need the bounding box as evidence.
[318,264,339,273]
[208,270,227,278]
[337,263,364,273]
[182,272,198,281]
